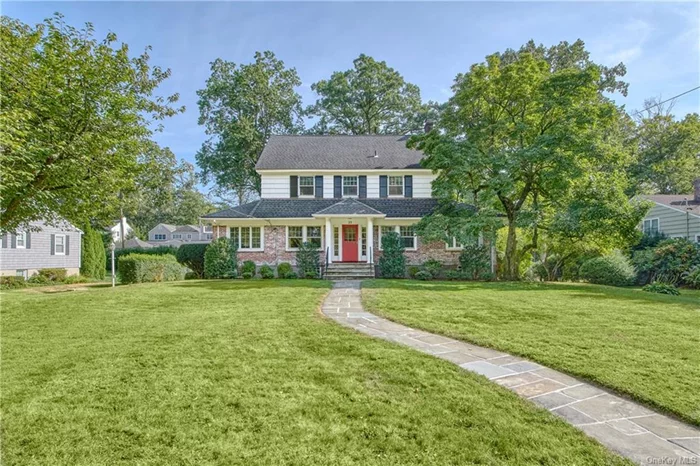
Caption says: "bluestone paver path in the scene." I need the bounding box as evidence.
[322,281,700,466]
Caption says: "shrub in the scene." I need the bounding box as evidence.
[277,262,293,278]
[285,272,298,279]
[203,238,238,278]
[415,270,432,281]
[579,251,636,287]
[459,244,491,280]
[110,245,177,272]
[260,264,274,279]
[639,239,700,286]
[642,282,680,295]
[422,259,443,278]
[444,270,464,280]
[28,274,51,285]
[682,267,700,289]
[241,271,254,279]
[296,242,320,279]
[241,260,257,277]
[378,232,406,278]
[38,268,67,281]
[119,254,185,284]
[407,266,420,279]
[176,244,208,278]
[63,275,89,285]
[184,271,199,280]
[0,276,27,289]
[81,224,106,279]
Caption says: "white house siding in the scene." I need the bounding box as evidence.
[260,171,436,199]
[148,224,175,241]
[0,221,82,276]
[643,203,700,240]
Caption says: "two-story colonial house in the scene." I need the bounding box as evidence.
[201,135,489,277]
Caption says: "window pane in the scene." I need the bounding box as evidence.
[343,176,358,196]
[334,227,339,256]
[400,226,415,249]
[55,235,65,253]
[289,226,303,249]
[241,227,251,249]
[299,176,314,196]
[307,226,321,248]
[16,232,25,247]
[230,227,240,248]
[251,227,261,249]
[389,176,403,196]
[361,227,366,255]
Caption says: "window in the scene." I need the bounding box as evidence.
[202,225,212,233]
[299,176,315,197]
[186,234,192,240]
[114,231,120,239]
[343,176,358,196]
[287,226,322,250]
[55,234,66,255]
[643,218,659,235]
[334,227,339,257]
[379,226,417,250]
[446,236,478,250]
[154,234,166,241]
[16,270,28,279]
[228,226,263,250]
[205,233,213,240]
[307,227,322,249]
[16,231,26,248]
[696,235,700,243]
[361,227,367,256]
[172,234,182,239]
[389,176,403,196]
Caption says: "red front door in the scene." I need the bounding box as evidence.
[342,225,359,262]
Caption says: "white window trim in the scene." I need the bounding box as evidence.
[15,231,26,249]
[642,218,660,235]
[154,234,166,241]
[286,226,323,251]
[342,176,359,198]
[55,234,66,255]
[298,176,315,198]
[227,226,264,252]
[446,237,463,251]
[388,176,404,197]
[378,225,417,251]
[172,234,182,239]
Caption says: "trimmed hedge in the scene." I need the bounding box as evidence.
[109,246,178,272]
[38,268,68,281]
[277,262,294,279]
[81,224,106,279]
[119,254,185,284]
[204,238,238,279]
[579,251,635,287]
[260,264,274,279]
[176,243,208,278]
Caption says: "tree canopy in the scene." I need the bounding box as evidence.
[196,51,304,204]
[0,14,183,232]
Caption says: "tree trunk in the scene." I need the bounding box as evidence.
[504,219,519,280]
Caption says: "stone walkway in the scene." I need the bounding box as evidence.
[321,281,700,466]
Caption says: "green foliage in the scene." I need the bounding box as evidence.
[203,238,238,279]
[459,245,491,280]
[259,264,274,279]
[196,51,304,203]
[579,252,635,287]
[241,260,257,277]
[444,270,464,280]
[632,232,668,252]
[110,246,177,272]
[378,232,406,278]
[422,259,443,278]
[118,254,185,284]
[184,271,199,280]
[0,276,27,289]
[632,238,700,286]
[176,244,208,278]
[682,267,700,289]
[38,268,68,282]
[307,54,437,135]
[415,270,432,281]
[80,224,106,279]
[277,262,293,279]
[241,272,254,280]
[63,275,89,285]
[296,242,320,279]
[407,266,420,279]
[642,282,680,296]
[0,14,182,232]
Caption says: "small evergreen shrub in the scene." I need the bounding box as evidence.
[459,245,491,280]
[378,232,406,278]
[260,264,274,279]
[277,262,293,278]
[444,270,464,280]
[415,270,432,281]
[0,276,27,289]
[285,272,298,279]
[81,224,106,279]
[38,268,68,281]
[241,260,257,277]
[407,266,420,279]
[241,271,254,279]
[682,267,700,289]
[642,282,680,295]
[203,238,238,278]
[422,259,443,278]
[176,244,208,278]
[579,251,636,287]
[296,242,320,279]
[119,254,185,284]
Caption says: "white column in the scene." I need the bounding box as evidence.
[325,218,333,264]
[367,218,374,263]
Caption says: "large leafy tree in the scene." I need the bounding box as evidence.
[0,14,182,232]
[307,54,438,135]
[196,51,304,205]
[410,42,644,280]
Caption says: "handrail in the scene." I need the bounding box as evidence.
[324,246,330,278]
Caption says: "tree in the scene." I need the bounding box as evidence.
[196,51,304,204]
[378,231,406,278]
[410,42,640,280]
[203,238,238,279]
[0,14,183,233]
[307,54,438,135]
[80,223,106,279]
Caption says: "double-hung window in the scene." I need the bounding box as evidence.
[379,226,417,250]
[388,176,403,196]
[343,176,358,196]
[642,218,659,235]
[16,231,26,248]
[229,226,263,250]
[299,176,315,197]
[287,226,322,250]
[55,234,66,255]
[154,234,166,241]
[173,234,182,239]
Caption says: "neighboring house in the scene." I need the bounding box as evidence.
[114,237,154,250]
[639,178,700,242]
[148,224,213,243]
[201,134,491,275]
[108,217,134,243]
[0,220,82,278]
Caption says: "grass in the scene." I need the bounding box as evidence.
[0,280,630,465]
[362,280,700,426]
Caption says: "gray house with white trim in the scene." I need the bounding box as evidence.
[639,179,700,242]
[0,220,82,278]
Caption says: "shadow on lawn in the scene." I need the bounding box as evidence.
[170,279,331,292]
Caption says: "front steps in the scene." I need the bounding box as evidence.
[324,262,375,280]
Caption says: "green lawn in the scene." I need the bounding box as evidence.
[0,281,629,465]
[362,280,700,426]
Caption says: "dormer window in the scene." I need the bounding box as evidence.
[389,176,403,196]
[299,176,315,197]
[343,176,358,196]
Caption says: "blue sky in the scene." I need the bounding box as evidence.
[4,1,700,184]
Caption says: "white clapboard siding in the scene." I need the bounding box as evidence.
[261,175,291,198]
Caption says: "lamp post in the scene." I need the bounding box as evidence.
[109,242,116,287]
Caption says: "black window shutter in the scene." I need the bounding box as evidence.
[290,176,298,198]
[10,234,16,249]
[404,175,413,198]
[334,176,342,198]
[1,234,7,248]
[26,232,31,249]
[315,175,323,198]
[359,176,367,199]
[65,236,70,255]
[50,234,55,255]
[379,176,388,198]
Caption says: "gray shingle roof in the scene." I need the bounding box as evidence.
[640,195,700,217]
[313,198,384,216]
[255,135,424,170]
